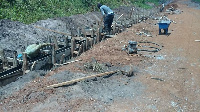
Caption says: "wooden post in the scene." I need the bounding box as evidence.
[71,37,75,57]
[52,44,56,65]
[22,52,27,75]
[130,7,134,19]
[13,51,17,67]
[53,36,59,50]
[97,28,100,43]
[2,50,8,69]
[60,54,65,64]
[77,27,81,37]
[82,42,86,52]
[112,23,116,35]
[136,9,138,24]
[78,43,83,56]
[65,36,69,47]
[90,38,93,48]
[85,37,89,50]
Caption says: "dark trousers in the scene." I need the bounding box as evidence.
[104,13,114,33]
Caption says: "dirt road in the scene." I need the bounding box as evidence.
[107,1,200,111]
[0,0,200,111]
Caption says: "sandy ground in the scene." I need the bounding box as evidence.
[0,0,200,111]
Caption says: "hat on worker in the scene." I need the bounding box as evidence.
[97,3,102,9]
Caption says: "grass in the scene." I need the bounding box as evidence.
[0,0,161,24]
[192,0,200,3]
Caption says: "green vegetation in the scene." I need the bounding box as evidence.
[192,0,200,3]
[0,0,161,24]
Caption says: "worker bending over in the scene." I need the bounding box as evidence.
[18,43,52,59]
[97,3,114,34]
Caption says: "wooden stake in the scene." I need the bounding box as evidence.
[97,28,100,43]
[82,42,86,52]
[86,37,89,50]
[47,71,117,88]
[60,54,65,64]
[13,51,17,67]
[2,50,8,69]
[53,36,59,50]
[78,44,83,56]
[112,23,116,35]
[71,37,75,57]
[52,44,56,65]
[130,7,134,19]
[65,36,69,47]
[22,52,27,75]
[77,27,81,37]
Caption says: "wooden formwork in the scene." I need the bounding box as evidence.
[0,10,150,83]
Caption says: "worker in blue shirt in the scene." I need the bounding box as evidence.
[97,3,114,34]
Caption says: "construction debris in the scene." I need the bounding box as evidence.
[164,3,182,15]
[122,41,137,54]
[136,28,152,37]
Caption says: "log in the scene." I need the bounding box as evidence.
[47,71,117,88]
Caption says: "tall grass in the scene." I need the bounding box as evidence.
[0,0,161,24]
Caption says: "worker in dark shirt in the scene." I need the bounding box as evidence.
[97,3,114,34]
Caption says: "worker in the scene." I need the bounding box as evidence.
[160,3,165,12]
[97,3,114,34]
[17,43,52,59]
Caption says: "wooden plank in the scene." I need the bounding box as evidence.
[74,37,84,41]
[47,71,117,88]
[105,35,115,38]
[54,59,82,66]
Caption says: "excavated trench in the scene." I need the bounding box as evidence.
[0,2,172,86]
